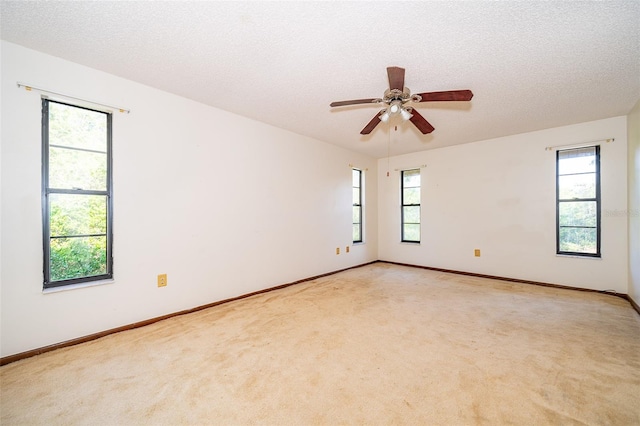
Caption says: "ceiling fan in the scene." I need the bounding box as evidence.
[330,66,473,135]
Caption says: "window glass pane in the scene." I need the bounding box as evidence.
[49,146,107,190]
[49,102,107,152]
[558,173,596,199]
[352,224,361,242]
[403,206,420,224]
[352,169,363,243]
[402,169,420,242]
[556,146,599,256]
[559,227,597,254]
[352,169,361,187]
[50,194,107,237]
[44,100,112,287]
[558,147,596,175]
[50,235,107,281]
[402,169,420,187]
[352,206,361,224]
[403,224,420,241]
[559,201,597,227]
[403,187,420,205]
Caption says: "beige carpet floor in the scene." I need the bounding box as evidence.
[1,262,639,425]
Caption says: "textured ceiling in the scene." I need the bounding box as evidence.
[1,1,639,158]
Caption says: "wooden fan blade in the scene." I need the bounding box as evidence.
[387,67,405,91]
[330,98,380,107]
[408,109,435,134]
[360,110,386,135]
[415,90,474,102]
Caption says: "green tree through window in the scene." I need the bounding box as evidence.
[43,100,113,287]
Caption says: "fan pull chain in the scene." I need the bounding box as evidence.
[386,124,391,177]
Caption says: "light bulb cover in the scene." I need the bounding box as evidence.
[400,107,413,121]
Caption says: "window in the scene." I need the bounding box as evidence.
[352,168,363,243]
[401,169,420,243]
[42,100,113,288]
[556,146,600,257]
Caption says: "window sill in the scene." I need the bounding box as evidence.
[43,278,115,294]
[555,254,602,260]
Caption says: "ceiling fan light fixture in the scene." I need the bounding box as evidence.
[400,107,413,121]
[379,110,391,123]
[389,100,402,114]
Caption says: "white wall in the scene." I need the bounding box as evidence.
[628,99,640,305]
[0,41,378,357]
[0,41,4,353]
[378,117,629,292]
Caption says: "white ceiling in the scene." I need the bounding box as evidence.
[1,1,639,158]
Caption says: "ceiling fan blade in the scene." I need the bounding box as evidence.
[360,110,386,135]
[408,109,435,134]
[387,67,405,91]
[330,98,380,107]
[415,90,474,102]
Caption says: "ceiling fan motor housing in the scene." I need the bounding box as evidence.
[383,88,415,105]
